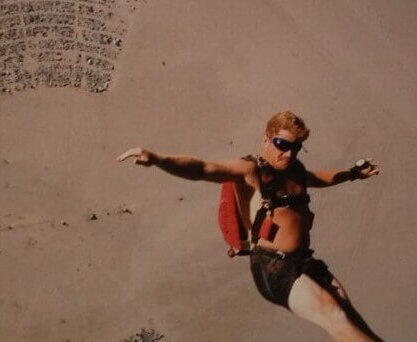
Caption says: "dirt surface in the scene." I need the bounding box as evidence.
[1,1,416,341]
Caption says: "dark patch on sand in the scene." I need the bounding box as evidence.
[121,328,164,342]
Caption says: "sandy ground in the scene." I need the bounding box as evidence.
[1,1,417,341]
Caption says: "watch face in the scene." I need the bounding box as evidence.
[355,159,367,168]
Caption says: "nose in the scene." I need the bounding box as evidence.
[283,149,292,158]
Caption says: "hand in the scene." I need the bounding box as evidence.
[352,158,380,180]
[116,147,155,166]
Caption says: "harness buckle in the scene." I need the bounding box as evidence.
[275,250,286,259]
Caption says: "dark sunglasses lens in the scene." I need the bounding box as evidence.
[272,138,302,152]
[293,142,302,152]
[272,138,290,151]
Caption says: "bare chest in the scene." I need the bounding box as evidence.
[260,170,306,198]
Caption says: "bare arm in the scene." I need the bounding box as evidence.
[116,147,256,184]
[307,159,379,188]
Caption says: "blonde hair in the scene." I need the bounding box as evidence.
[265,110,310,141]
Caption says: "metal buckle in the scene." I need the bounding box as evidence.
[275,250,286,259]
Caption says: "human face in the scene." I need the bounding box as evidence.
[262,129,301,170]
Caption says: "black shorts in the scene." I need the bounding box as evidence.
[250,246,334,309]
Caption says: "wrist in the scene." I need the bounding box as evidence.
[134,150,159,167]
[349,166,359,181]
[349,159,369,181]
[150,152,163,166]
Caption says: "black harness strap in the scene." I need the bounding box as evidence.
[251,207,269,244]
[243,155,310,245]
[270,194,310,208]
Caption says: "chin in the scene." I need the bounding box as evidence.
[276,160,292,170]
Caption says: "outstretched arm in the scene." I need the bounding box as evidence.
[117,147,255,184]
[307,158,379,187]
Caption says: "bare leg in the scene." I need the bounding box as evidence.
[288,274,383,342]
[328,277,385,342]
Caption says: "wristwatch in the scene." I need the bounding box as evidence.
[355,159,369,169]
[349,159,369,181]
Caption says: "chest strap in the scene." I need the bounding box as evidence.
[249,156,310,244]
[228,155,310,256]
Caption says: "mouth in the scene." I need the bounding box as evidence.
[279,158,291,164]
[273,158,291,170]
[278,158,293,168]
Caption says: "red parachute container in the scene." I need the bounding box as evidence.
[218,182,250,257]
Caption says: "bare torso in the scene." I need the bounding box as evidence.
[235,159,314,253]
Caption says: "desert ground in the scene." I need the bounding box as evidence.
[1,0,417,341]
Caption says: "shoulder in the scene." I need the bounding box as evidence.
[288,159,307,184]
[213,156,259,188]
[238,155,261,190]
[240,155,260,175]
[292,159,307,172]
[203,157,257,181]
[224,157,258,175]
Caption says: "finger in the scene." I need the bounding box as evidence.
[364,162,379,172]
[366,158,379,166]
[369,162,379,170]
[366,158,381,168]
[117,151,134,162]
[369,168,380,176]
[116,153,128,162]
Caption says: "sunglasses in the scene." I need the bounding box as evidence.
[272,137,303,152]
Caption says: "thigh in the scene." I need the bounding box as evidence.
[288,273,343,324]
[290,258,351,313]
[289,274,384,341]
